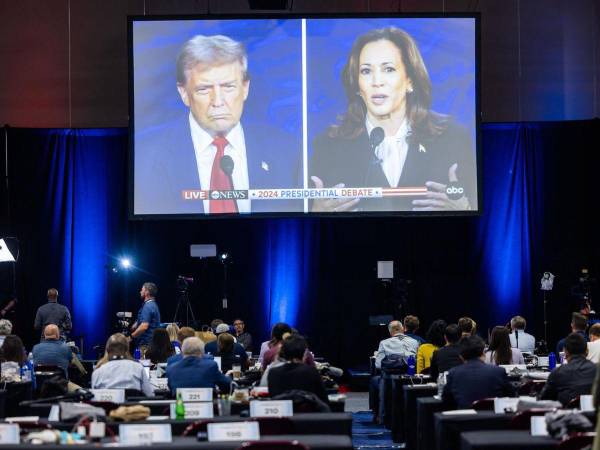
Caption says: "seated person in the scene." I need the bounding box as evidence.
[91,333,154,397]
[260,322,291,366]
[214,333,247,373]
[458,317,477,338]
[430,324,463,380]
[370,320,419,422]
[508,315,535,354]
[32,324,73,375]
[166,337,231,394]
[484,326,525,365]
[0,319,13,346]
[268,334,328,404]
[166,323,181,354]
[443,335,515,409]
[417,319,447,373]
[587,323,600,363]
[0,335,37,388]
[556,312,588,354]
[205,323,248,366]
[233,318,253,352]
[403,315,426,345]
[540,333,597,406]
[145,328,175,364]
[166,327,196,366]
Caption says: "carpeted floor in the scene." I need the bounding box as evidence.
[352,410,404,449]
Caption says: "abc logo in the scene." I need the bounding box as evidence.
[445,182,465,200]
[210,191,220,200]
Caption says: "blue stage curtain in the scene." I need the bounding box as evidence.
[475,123,546,326]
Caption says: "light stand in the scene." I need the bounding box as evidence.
[172,276,196,327]
[540,272,555,346]
[219,253,231,316]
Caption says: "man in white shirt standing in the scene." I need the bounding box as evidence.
[508,316,536,354]
[586,323,600,363]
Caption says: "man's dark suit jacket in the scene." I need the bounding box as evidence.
[166,356,231,394]
[442,359,515,409]
[310,118,477,211]
[430,343,463,380]
[134,116,303,215]
[540,355,597,406]
[268,362,329,404]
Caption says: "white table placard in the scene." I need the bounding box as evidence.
[169,402,214,419]
[5,416,39,423]
[119,424,172,444]
[207,422,260,442]
[177,388,213,402]
[250,400,293,417]
[531,416,549,436]
[494,397,519,414]
[48,404,60,422]
[91,389,125,403]
[580,394,594,412]
[0,424,20,444]
[441,409,477,415]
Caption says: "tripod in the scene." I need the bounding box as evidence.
[172,286,196,327]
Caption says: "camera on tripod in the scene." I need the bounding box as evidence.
[115,311,133,335]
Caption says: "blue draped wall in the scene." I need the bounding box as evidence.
[4,120,599,359]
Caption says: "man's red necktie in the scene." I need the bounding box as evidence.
[209,136,237,214]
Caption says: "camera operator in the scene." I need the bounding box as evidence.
[130,282,161,353]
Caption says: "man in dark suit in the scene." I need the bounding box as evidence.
[166,337,231,394]
[540,333,597,406]
[442,335,515,409]
[430,324,463,380]
[134,34,302,215]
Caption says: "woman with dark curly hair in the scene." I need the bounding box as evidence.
[310,27,476,212]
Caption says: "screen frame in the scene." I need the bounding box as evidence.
[127,12,482,220]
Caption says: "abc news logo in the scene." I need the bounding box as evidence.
[210,190,249,200]
[445,182,465,200]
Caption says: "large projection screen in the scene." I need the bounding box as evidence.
[129,14,480,218]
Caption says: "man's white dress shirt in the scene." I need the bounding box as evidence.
[366,118,410,188]
[189,114,250,213]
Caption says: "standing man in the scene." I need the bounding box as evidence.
[233,318,253,352]
[34,288,72,339]
[130,282,161,352]
[135,34,302,215]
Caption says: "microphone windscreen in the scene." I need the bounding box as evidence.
[220,155,235,176]
[369,127,385,150]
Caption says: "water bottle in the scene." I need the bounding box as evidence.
[19,364,31,382]
[133,347,141,360]
[407,355,416,375]
[175,392,185,419]
[548,352,556,370]
[437,372,447,397]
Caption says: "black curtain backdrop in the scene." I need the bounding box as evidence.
[0,120,598,366]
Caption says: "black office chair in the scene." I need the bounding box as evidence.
[4,381,33,416]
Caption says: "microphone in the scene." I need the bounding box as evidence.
[220,155,235,177]
[369,127,385,151]
[364,127,384,186]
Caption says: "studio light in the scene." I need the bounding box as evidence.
[220,252,229,262]
[120,258,131,269]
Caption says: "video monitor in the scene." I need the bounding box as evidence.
[129,15,479,217]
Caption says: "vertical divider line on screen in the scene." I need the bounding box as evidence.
[302,18,308,213]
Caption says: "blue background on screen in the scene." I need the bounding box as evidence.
[133,19,303,134]
[306,18,476,158]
